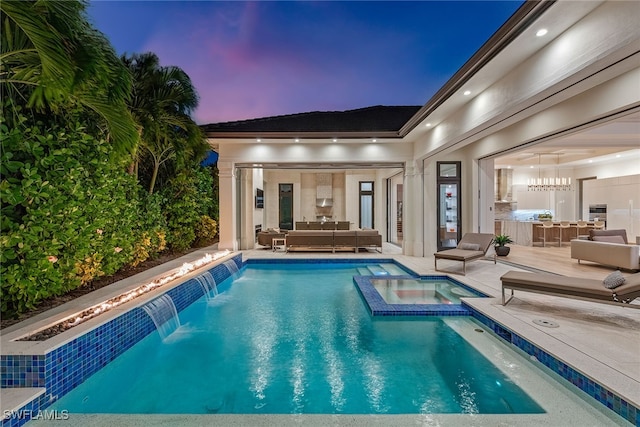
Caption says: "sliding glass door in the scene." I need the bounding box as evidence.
[359,181,374,229]
[279,183,293,230]
[437,162,461,250]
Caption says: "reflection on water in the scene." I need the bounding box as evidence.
[51,264,543,415]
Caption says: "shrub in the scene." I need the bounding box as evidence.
[162,172,199,252]
[195,215,218,246]
[193,166,216,218]
[0,113,141,315]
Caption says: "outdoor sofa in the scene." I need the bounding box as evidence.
[257,229,287,247]
[295,221,350,230]
[570,229,639,271]
[286,230,382,253]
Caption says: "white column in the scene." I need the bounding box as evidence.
[477,158,495,233]
[217,161,237,251]
[403,160,424,256]
[239,168,255,249]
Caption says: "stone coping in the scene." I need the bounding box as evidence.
[1,247,234,356]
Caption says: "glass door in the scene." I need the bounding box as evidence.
[359,181,374,229]
[387,173,403,245]
[279,183,293,230]
[437,162,461,250]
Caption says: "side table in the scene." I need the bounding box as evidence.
[272,237,286,252]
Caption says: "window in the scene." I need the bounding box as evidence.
[255,188,264,209]
[436,162,461,250]
[279,183,293,230]
[359,181,374,229]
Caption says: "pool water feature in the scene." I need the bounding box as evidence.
[51,263,544,415]
[140,294,180,340]
[194,271,219,302]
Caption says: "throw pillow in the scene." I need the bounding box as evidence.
[458,242,480,251]
[603,270,626,289]
[592,235,626,244]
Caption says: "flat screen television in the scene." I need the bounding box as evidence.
[255,188,264,209]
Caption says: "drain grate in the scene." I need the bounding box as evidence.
[533,319,559,328]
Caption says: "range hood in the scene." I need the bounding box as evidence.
[316,198,333,207]
[495,168,514,202]
[316,173,333,207]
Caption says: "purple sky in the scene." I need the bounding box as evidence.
[88,1,523,124]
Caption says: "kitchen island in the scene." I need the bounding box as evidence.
[495,221,598,246]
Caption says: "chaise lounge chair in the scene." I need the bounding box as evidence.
[434,233,496,275]
[501,270,640,308]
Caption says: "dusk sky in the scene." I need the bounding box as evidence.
[88,1,523,125]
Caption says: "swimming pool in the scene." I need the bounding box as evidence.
[50,263,541,414]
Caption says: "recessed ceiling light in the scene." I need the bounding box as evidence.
[616,154,621,158]
[588,160,593,163]
[530,166,534,169]
[295,138,300,142]
[332,138,337,142]
[463,90,471,96]
[256,138,261,142]
[536,29,548,37]
[372,139,377,142]
[426,123,432,127]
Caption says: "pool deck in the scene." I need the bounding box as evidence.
[2,243,638,426]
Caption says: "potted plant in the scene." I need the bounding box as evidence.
[494,234,513,256]
[538,210,553,220]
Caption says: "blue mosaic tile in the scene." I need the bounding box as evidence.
[0,355,45,388]
[468,306,639,426]
[353,275,475,316]
[245,257,394,265]
[1,392,48,427]
[1,254,243,417]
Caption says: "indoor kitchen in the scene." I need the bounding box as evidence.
[493,112,640,248]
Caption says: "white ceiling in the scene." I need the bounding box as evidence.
[494,110,640,168]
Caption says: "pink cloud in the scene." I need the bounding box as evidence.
[140,2,427,124]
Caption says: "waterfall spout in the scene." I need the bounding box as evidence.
[196,271,218,301]
[142,294,180,340]
[223,259,240,277]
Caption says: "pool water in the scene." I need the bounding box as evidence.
[371,278,478,304]
[51,263,543,415]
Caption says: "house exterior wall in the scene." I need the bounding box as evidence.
[412,1,639,161]
[414,1,639,254]
[212,1,640,255]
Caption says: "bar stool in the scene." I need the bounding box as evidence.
[576,220,589,239]
[555,221,571,246]
[593,220,605,230]
[537,220,555,247]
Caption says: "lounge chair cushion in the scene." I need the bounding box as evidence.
[434,248,485,261]
[501,271,640,300]
[593,235,626,244]
[603,270,626,289]
[458,242,480,251]
[589,229,628,243]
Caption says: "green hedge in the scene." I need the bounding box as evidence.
[0,116,151,315]
[1,114,217,317]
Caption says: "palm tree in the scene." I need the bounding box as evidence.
[122,53,208,194]
[0,0,137,157]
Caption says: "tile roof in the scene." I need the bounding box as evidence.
[202,105,421,135]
